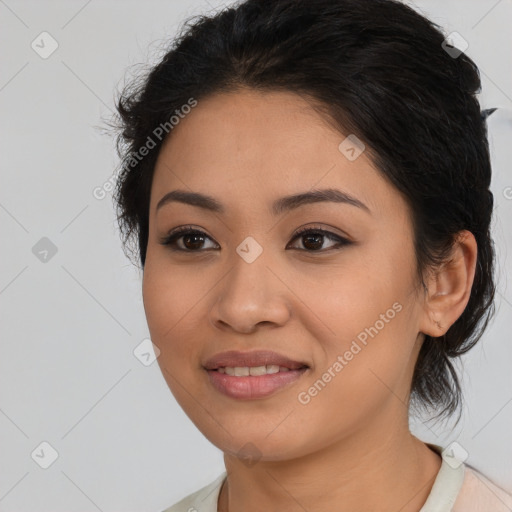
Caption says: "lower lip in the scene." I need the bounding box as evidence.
[206,368,308,399]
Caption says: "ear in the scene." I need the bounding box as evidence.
[418,230,478,337]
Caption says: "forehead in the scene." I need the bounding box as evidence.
[150,89,406,221]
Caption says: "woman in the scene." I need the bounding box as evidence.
[112,0,512,510]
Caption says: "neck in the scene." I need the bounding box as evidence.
[218,408,442,512]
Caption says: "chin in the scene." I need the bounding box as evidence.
[203,427,311,462]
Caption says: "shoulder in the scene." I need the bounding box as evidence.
[420,443,512,512]
[453,465,512,512]
[160,472,227,512]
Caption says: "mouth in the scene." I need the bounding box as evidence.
[203,350,310,399]
[214,364,307,376]
[203,349,309,371]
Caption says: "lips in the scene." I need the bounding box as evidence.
[203,350,309,371]
[203,349,310,399]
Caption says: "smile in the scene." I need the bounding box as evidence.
[217,365,292,376]
[206,366,309,399]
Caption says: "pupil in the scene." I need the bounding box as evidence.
[303,233,323,250]
[184,234,204,250]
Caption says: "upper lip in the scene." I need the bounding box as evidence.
[203,350,309,371]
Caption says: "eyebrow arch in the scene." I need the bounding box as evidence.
[155,188,371,216]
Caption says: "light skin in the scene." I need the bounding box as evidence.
[142,88,478,512]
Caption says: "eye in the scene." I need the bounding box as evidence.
[159,224,351,253]
[159,225,218,252]
[287,225,351,252]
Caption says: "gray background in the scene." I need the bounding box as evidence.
[1,0,511,511]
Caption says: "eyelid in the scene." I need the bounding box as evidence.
[290,223,350,241]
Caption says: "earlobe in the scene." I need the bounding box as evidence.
[419,230,478,337]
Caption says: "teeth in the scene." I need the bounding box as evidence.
[234,367,249,377]
[216,365,293,376]
[249,365,267,376]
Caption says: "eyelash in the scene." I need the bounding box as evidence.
[159,224,351,253]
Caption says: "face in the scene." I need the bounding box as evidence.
[143,88,427,461]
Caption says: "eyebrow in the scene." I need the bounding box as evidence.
[155,188,371,216]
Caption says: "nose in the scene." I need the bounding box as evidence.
[208,254,292,334]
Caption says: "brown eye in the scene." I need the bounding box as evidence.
[160,227,218,252]
[287,227,351,252]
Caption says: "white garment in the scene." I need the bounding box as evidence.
[161,443,512,512]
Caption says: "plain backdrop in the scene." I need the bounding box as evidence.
[1,0,511,511]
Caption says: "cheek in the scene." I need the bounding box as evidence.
[142,254,203,339]
[142,261,202,390]
[301,272,417,417]
[292,311,415,448]
[143,268,202,414]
